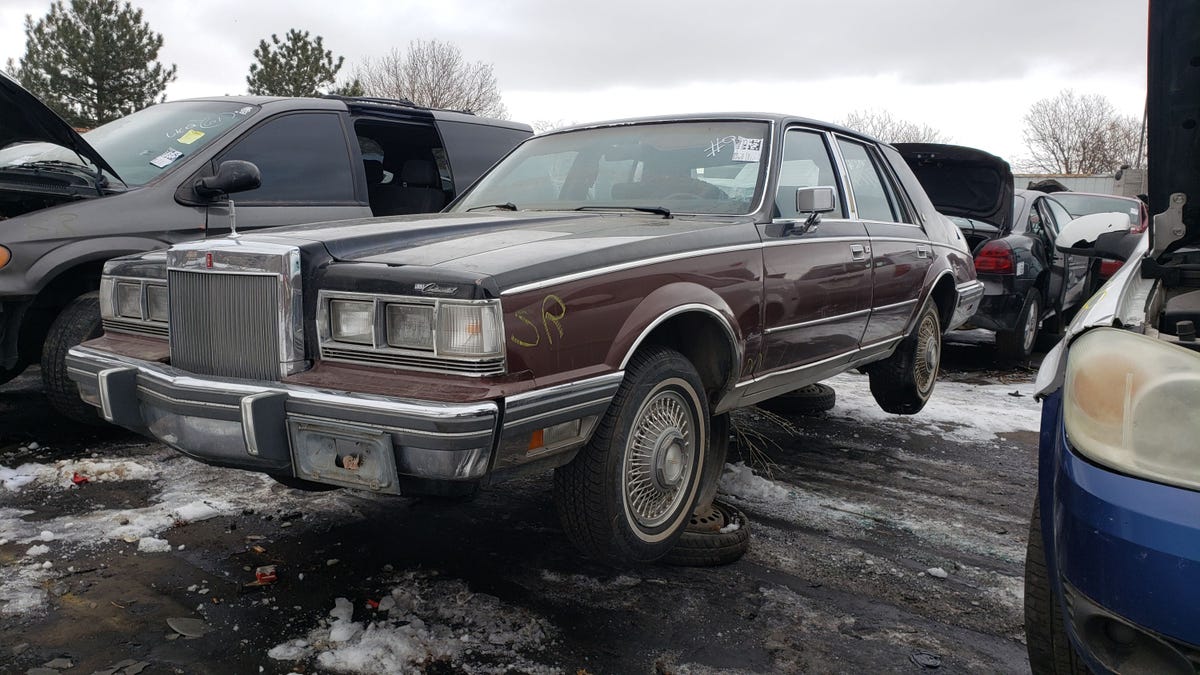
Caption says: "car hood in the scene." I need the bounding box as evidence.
[894,143,1013,230]
[0,72,120,180]
[1147,0,1200,256]
[243,210,754,286]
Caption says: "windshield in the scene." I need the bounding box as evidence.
[1050,193,1142,226]
[0,101,259,186]
[451,121,770,215]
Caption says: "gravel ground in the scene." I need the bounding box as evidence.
[0,333,1042,674]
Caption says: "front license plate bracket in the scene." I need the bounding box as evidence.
[288,419,398,493]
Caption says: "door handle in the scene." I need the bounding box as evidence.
[916,244,931,259]
[850,243,869,261]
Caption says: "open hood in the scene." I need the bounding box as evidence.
[894,143,1013,231]
[0,72,120,181]
[1147,0,1199,256]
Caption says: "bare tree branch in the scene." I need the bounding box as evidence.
[1020,90,1145,174]
[353,40,507,119]
[840,109,950,144]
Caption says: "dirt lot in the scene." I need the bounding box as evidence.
[0,333,1041,674]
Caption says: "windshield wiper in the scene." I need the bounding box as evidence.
[574,205,672,218]
[466,202,518,212]
[10,160,113,193]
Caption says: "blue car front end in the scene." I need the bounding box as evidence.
[1036,385,1200,673]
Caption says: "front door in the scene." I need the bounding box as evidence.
[205,112,371,234]
[756,129,872,379]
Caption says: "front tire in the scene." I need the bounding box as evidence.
[867,301,941,414]
[997,289,1042,363]
[554,346,710,563]
[1025,496,1086,674]
[42,292,104,425]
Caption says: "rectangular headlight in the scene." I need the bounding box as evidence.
[146,284,168,322]
[330,300,374,345]
[436,303,502,358]
[385,304,434,351]
[115,282,142,319]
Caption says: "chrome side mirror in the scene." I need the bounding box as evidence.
[796,185,836,214]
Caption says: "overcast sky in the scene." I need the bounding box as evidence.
[1,0,1148,164]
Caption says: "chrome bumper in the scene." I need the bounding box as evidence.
[66,346,619,494]
[950,280,985,330]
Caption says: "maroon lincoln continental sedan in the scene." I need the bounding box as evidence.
[66,114,984,563]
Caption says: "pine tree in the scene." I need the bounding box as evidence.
[246,29,352,97]
[6,0,177,128]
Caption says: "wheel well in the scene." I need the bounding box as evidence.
[636,312,735,402]
[18,261,106,360]
[930,275,957,331]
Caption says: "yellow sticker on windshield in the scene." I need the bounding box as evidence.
[177,129,205,145]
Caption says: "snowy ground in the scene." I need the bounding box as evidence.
[0,337,1041,673]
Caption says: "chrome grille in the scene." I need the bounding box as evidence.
[168,270,280,380]
[321,347,505,375]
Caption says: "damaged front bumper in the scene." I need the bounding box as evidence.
[65,345,618,495]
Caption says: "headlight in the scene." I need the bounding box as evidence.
[437,302,503,357]
[1064,327,1200,491]
[386,304,434,350]
[146,285,169,322]
[330,300,374,345]
[116,281,142,319]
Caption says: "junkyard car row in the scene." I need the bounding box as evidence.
[3,6,1199,671]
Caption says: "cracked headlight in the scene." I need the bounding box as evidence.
[1064,327,1200,491]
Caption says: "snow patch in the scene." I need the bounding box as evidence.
[137,537,172,553]
[718,462,790,503]
[271,571,557,674]
[824,372,1041,443]
[24,544,49,557]
[0,458,156,492]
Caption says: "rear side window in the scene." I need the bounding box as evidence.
[775,129,845,218]
[219,112,355,204]
[837,139,910,223]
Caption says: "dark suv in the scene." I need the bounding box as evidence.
[0,75,531,420]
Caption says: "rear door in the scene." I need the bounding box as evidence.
[756,127,871,376]
[836,137,932,345]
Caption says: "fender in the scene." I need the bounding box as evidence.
[605,282,744,395]
[25,236,172,294]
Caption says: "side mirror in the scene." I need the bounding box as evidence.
[195,160,261,199]
[1056,212,1134,260]
[797,186,836,214]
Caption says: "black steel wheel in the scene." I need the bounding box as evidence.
[42,292,104,425]
[867,301,941,415]
[758,383,836,415]
[1025,496,1087,674]
[998,289,1042,363]
[554,346,710,563]
[661,500,750,567]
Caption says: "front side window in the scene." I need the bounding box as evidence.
[219,112,355,204]
[775,129,844,218]
[451,121,769,215]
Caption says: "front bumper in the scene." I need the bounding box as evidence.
[1041,391,1200,673]
[66,345,618,495]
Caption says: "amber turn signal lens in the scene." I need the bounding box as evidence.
[0,245,10,270]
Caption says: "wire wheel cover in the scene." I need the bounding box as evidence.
[914,313,939,392]
[623,387,696,529]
